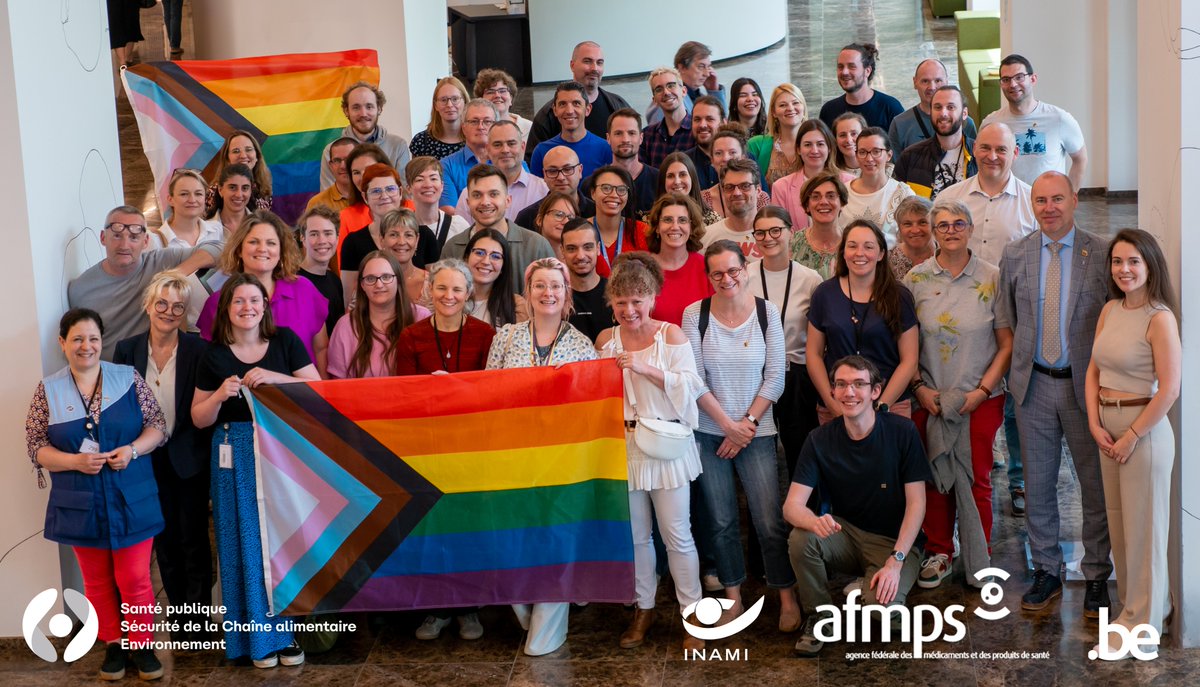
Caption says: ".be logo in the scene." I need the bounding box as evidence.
[1089,608,1160,661]
[23,588,98,663]
[681,596,765,640]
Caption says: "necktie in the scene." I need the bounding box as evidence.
[1042,241,1064,364]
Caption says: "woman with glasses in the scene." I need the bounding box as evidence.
[115,272,212,648]
[397,258,496,375]
[486,258,596,656]
[647,193,713,326]
[208,163,256,237]
[406,156,470,252]
[654,152,721,226]
[770,120,856,231]
[746,83,807,188]
[832,113,867,177]
[682,240,801,634]
[587,165,649,278]
[206,130,272,216]
[409,76,470,160]
[904,199,1011,591]
[841,127,914,246]
[730,77,767,138]
[533,191,579,261]
[747,207,823,475]
[700,126,770,219]
[791,173,849,279]
[889,196,935,280]
[192,273,319,669]
[378,209,433,305]
[197,212,330,374]
[807,219,919,423]
[474,68,532,143]
[339,144,394,243]
[327,251,428,379]
[465,229,525,328]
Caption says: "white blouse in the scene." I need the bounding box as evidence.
[145,342,178,438]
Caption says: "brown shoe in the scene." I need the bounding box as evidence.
[682,633,705,652]
[619,608,655,649]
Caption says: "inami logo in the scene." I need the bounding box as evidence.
[23,588,98,663]
[681,596,765,640]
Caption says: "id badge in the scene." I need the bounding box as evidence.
[219,443,233,469]
[79,438,100,454]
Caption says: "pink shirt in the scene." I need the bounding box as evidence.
[327,305,432,378]
[652,251,714,326]
[197,277,329,362]
[770,170,857,230]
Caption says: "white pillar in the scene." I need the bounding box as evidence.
[0,0,124,635]
[192,0,448,143]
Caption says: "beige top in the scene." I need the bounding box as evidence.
[1091,301,1168,395]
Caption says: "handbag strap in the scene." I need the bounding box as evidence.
[613,326,641,420]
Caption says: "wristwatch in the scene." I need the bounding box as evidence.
[744,413,760,426]
[891,549,905,563]
[129,444,139,461]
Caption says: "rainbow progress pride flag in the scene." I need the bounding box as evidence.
[246,361,634,616]
[121,50,379,224]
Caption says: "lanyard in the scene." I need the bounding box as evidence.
[593,217,625,270]
[529,321,567,367]
[846,279,872,355]
[431,316,466,372]
[71,367,103,435]
[758,261,793,325]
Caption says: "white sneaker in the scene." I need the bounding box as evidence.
[415,615,452,640]
[918,553,952,589]
[252,653,279,669]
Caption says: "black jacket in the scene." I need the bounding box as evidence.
[892,134,977,200]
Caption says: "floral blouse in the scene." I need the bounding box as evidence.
[485,321,597,369]
[26,371,166,465]
[790,229,838,280]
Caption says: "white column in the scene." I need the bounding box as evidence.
[192,0,448,142]
[0,0,124,635]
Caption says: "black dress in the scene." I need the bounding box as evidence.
[107,0,145,49]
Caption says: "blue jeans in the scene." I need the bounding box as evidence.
[1004,387,1024,492]
[163,0,183,49]
[694,432,796,589]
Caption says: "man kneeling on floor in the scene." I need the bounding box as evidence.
[783,355,931,656]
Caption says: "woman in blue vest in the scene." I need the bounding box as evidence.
[25,308,167,681]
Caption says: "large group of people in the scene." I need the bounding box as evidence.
[29,34,1179,680]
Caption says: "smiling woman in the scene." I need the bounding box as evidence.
[205,130,272,218]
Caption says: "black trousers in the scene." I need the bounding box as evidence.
[153,460,212,627]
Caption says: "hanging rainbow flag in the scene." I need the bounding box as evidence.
[246,361,633,616]
[120,49,379,224]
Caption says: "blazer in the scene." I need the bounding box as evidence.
[114,331,210,479]
[996,226,1109,410]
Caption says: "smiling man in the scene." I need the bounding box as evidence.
[639,67,697,169]
[784,355,930,656]
[454,120,548,220]
[320,82,410,188]
[440,99,500,211]
[700,159,763,258]
[893,86,977,200]
[818,43,904,131]
[888,59,979,154]
[529,81,613,179]
[526,41,631,159]
[560,218,611,341]
[306,137,357,214]
[606,109,658,216]
[682,96,726,190]
[68,206,221,359]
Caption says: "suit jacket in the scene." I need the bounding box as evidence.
[996,226,1109,410]
[114,331,210,479]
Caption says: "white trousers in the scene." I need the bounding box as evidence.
[628,483,702,612]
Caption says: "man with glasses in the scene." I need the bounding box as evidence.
[530,81,613,179]
[892,86,977,201]
[514,146,596,229]
[639,67,696,169]
[68,206,221,360]
[439,165,554,294]
[320,82,410,187]
[440,99,502,211]
[784,355,930,656]
[306,137,357,214]
[453,120,548,220]
[561,219,611,341]
[606,109,658,216]
[981,54,1087,189]
[526,42,632,159]
[700,159,763,258]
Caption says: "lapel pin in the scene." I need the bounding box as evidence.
[1081,249,1088,257]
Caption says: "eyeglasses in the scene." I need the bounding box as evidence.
[366,185,400,199]
[360,273,397,286]
[483,87,510,97]
[934,220,971,234]
[105,222,147,238]
[529,281,565,293]
[153,300,186,316]
[721,182,756,194]
[170,167,202,177]
[470,247,504,262]
[752,226,787,240]
[545,209,574,222]
[708,266,745,282]
[329,156,347,166]
[999,72,1030,86]
[464,118,495,128]
[436,95,463,105]
[832,380,873,391]
[543,163,580,178]
[597,183,629,197]
[856,148,888,159]
[652,81,680,95]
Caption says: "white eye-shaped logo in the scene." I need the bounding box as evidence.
[681,596,765,639]
[23,588,98,662]
[972,567,1011,621]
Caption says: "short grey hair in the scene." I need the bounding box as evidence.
[104,205,144,226]
[426,258,474,298]
[465,98,499,119]
[930,198,973,225]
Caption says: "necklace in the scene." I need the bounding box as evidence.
[846,278,872,355]
[529,321,567,367]
[432,315,465,371]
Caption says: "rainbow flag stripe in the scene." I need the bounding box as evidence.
[247,361,634,616]
[121,50,380,223]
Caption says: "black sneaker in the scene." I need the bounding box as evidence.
[129,648,164,680]
[278,641,305,667]
[99,642,126,681]
[1021,569,1063,610]
[794,611,831,657]
[1010,489,1026,517]
[1084,580,1111,620]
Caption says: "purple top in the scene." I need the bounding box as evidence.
[197,277,330,361]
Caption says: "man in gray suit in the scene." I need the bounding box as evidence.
[995,171,1112,617]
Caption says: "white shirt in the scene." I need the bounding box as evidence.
[145,342,178,438]
[747,260,823,365]
[839,178,914,248]
[981,100,1085,184]
[700,218,761,259]
[937,173,1036,267]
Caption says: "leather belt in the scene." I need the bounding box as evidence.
[1098,396,1152,408]
[1033,362,1072,378]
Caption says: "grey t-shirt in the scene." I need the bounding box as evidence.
[67,242,221,360]
[439,223,554,296]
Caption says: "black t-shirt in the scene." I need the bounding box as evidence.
[631,165,659,216]
[570,278,613,342]
[807,278,918,396]
[195,327,312,424]
[792,412,931,539]
[339,225,440,271]
[297,268,345,336]
[684,147,718,190]
[818,90,906,131]
[515,196,597,234]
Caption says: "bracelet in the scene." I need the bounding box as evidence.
[977,383,992,396]
[910,379,926,392]
[1128,426,1143,440]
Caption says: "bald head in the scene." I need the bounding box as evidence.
[543,145,583,194]
[570,41,605,90]
[973,122,1018,184]
[913,59,949,109]
[1030,171,1076,238]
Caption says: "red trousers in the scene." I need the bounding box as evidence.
[913,393,1005,556]
[73,538,156,645]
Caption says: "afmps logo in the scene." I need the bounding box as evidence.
[23,588,97,662]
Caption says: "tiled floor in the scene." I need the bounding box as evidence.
[29,0,1190,685]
